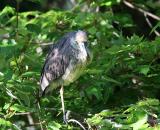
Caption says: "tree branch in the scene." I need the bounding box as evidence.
[123,0,160,36]
[123,0,160,21]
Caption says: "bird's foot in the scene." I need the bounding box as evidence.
[63,110,71,124]
[63,114,68,124]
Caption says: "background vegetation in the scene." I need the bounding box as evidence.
[0,0,160,129]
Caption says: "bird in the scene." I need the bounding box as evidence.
[39,30,92,123]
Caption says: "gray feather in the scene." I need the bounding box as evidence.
[40,32,76,95]
[40,30,91,96]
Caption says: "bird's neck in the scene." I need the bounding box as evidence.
[78,43,88,63]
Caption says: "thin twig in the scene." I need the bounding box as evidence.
[27,113,36,130]
[44,107,57,111]
[24,121,46,127]
[16,0,19,40]
[15,112,32,116]
[13,123,21,130]
[144,14,160,36]
[40,42,53,46]
[123,0,160,36]
[14,107,57,116]
[123,0,160,21]
[37,102,44,130]
[0,33,10,39]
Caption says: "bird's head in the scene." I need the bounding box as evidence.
[75,30,87,44]
[70,30,88,50]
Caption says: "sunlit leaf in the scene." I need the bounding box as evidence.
[130,114,148,130]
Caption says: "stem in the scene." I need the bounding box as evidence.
[16,0,19,40]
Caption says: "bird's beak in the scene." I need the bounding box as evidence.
[84,41,88,48]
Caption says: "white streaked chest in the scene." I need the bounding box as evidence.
[62,43,88,85]
[78,42,88,62]
[62,60,87,86]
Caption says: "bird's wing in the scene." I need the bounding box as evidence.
[40,44,70,95]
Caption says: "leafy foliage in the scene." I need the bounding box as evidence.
[0,0,160,130]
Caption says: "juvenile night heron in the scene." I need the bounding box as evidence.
[40,30,92,122]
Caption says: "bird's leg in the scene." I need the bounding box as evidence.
[60,85,68,124]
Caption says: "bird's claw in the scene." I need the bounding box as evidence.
[63,114,68,124]
[63,110,71,124]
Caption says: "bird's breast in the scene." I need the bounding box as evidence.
[78,44,88,63]
[62,59,87,86]
[61,45,90,86]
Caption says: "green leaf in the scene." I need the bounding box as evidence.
[130,114,148,130]
[138,65,150,75]
[21,71,39,77]
[85,86,103,100]
[104,76,121,85]
[88,27,97,35]
[48,121,61,130]
[26,23,41,34]
[0,6,15,16]
[137,98,159,106]
[87,115,102,125]
[0,118,12,127]
[85,69,103,74]
[150,22,160,35]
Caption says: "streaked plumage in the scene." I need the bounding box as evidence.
[40,30,92,96]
